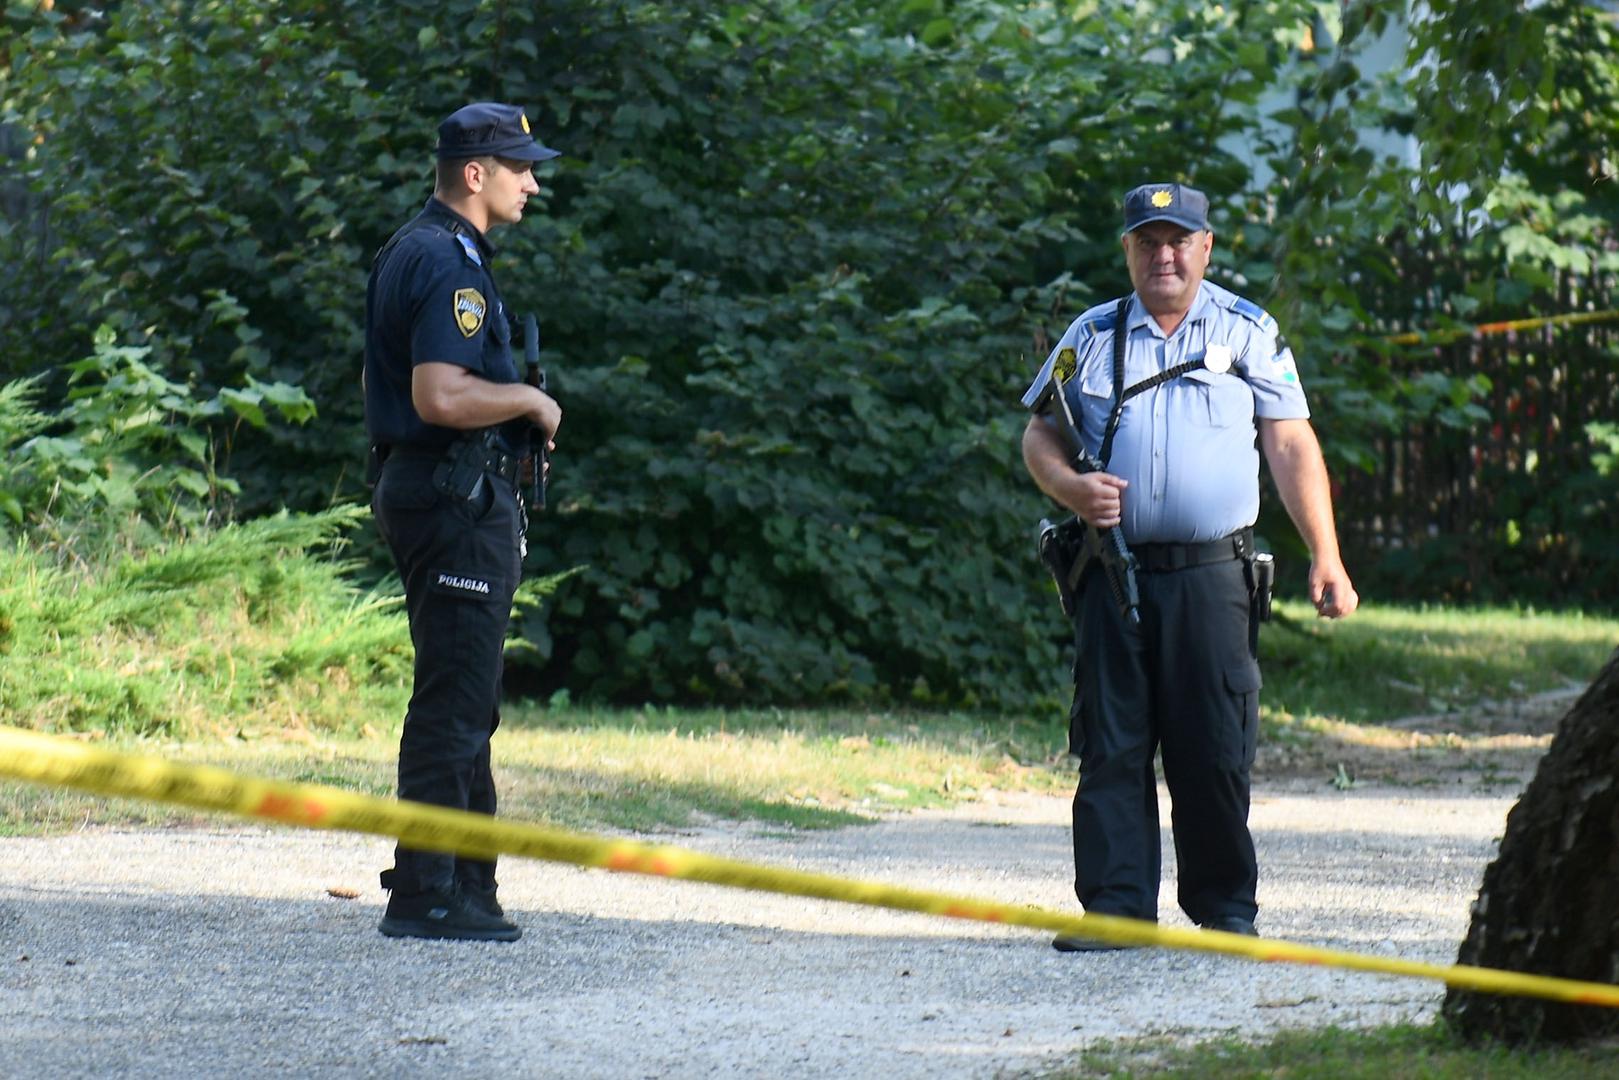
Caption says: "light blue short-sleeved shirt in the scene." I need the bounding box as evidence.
[1021,279,1310,544]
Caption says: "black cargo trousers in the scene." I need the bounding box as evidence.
[1068,553,1262,927]
[372,448,523,897]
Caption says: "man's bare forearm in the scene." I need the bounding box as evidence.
[413,362,560,437]
[1261,417,1358,617]
[1261,419,1339,559]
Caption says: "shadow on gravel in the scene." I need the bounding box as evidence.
[0,887,1093,1078]
[1255,685,1583,790]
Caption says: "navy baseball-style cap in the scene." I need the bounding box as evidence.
[436,102,561,162]
[1123,183,1209,232]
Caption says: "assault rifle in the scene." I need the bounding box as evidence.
[1029,368,1141,627]
[523,313,548,511]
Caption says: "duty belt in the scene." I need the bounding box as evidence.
[1131,528,1254,573]
[381,440,522,486]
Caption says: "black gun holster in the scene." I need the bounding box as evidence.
[432,430,520,504]
[1038,517,1092,618]
[1243,551,1275,624]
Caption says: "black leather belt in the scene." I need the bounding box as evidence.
[481,451,522,486]
[1132,528,1253,572]
[379,440,522,485]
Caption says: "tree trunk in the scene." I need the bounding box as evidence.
[1443,647,1619,1043]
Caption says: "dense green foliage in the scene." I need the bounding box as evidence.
[0,324,314,555]
[2,1,1614,709]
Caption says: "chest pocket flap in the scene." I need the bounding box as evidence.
[1183,367,1253,428]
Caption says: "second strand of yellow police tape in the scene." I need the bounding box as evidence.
[2,725,1615,1010]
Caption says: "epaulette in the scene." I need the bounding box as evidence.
[1076,309,1118,340]
[454,232,483,268]
[1228,296,1277,334]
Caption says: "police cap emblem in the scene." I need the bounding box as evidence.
[1151,189,1173,208]
[454,288,487,337]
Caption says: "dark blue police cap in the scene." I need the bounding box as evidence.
[436,102,561,162]
[1123,183,1209,233]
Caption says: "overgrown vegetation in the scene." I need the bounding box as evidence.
[3,1,1613,710]
[0,506,410,737]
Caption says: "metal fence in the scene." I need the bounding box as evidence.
[1333,269,1619,603]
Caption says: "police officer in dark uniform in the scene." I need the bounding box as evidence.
[363,103,563,942]
[1021,183,1358,950]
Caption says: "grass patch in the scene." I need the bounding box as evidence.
[496,703,1070,831]
[0,705,1073,836]
[1260,600,1614,731]
[3,536,1615,835]
[1060,1021,1619,1078]
[0,507,414,738]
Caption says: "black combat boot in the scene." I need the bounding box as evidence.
[378,872,520,942]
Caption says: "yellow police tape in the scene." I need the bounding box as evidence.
[1385,308,1619,346]
[3,725,1617,1010]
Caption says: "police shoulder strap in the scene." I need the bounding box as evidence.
[1098,297,1132,467]
[1097,297,1243,466]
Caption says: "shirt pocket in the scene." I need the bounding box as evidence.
[1076,365,1114,438]
[1183,368,1252,428]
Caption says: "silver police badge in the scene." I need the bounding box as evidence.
[1204,343,1233,374]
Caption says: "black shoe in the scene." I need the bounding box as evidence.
[378,886,521,942]
[1201,916,1258,936]
[1052,932,1136,953]
[460,882,505,919]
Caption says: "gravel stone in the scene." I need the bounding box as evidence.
[0,782,1514,1078]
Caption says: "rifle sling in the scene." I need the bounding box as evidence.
[1096,299,1216,466]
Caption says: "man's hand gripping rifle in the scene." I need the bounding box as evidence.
[1029,367,1141,626]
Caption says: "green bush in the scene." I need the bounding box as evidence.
[0,325,312,558]
[0,507,405,735]
[3,1,1613,710]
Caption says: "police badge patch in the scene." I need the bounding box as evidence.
[454,288,487,338]
[1274,347,1300,383]
[1054,346,1078,383]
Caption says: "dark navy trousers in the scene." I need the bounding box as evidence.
[1069,556,1261,925]
[372,452,522,895]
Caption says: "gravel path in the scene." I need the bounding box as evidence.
[0,782,1514,1078]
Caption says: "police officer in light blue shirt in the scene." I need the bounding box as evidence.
[1021,182,1358,949]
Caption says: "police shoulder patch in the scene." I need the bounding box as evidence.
[1054,346,1078,383]
[453,288,488,338]
[455,233,483,267]
[1229,296,1278,334]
